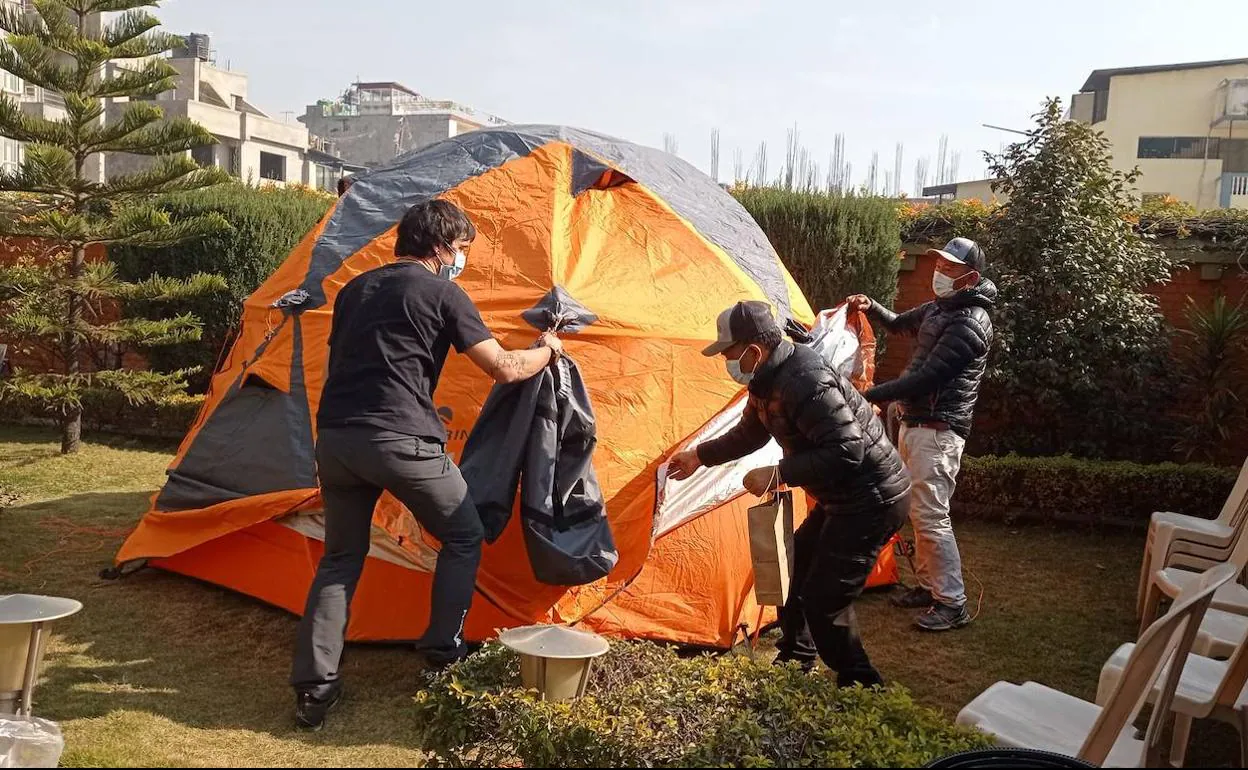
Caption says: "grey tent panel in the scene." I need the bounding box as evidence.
[285,316,318,490]
[156,316,317,512]
[522,285,598,335]
[155,375,309,511]
[297,125,793,318]
[569,149,633,196]
[297,130,545,308]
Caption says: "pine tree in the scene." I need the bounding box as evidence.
[0,0,230,453]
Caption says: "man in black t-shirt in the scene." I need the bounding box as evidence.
[291,199,562,731]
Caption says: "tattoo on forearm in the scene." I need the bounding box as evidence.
[496,351,525,373]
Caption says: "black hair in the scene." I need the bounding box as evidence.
[394,199,477,259]
[336,176,355,196]
[753,328,784,351]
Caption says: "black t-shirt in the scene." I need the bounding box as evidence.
[317,262,493,440]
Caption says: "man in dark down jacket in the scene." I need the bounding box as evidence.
[848,236,996,632]
[669,301,911,687]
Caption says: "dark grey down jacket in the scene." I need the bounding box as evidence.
[459,353,618,587]
[864,279,997,438]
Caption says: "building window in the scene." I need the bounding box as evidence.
[315,164,339,193]
[191,144,214,168]
[1092,89,1109,124]
[259,151,285,182]
[0,137,21,175]
[2,70,21,95]
[1138,137,1222,160]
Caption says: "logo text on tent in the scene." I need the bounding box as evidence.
[438,405,468,442]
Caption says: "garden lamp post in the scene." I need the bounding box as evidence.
[0,595,82,716]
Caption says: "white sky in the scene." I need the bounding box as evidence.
[154,0,1248,194]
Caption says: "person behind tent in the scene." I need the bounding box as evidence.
[668,301,911,687]
[846,237,996,633]
[290,199,564,730]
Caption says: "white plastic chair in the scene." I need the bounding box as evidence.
[1137,457,1248,619]
[1194,608,1248,660]
[957,564,1235,768]
[1140,505,1248,637]
[1099,574,1248,767]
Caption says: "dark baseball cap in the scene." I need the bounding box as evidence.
[701,300,780,356]
[927,237,986,273]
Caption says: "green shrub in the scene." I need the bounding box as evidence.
[734,188,903,312]
[415,641,989,768]
[110,183,333,392]
[0,389,202,439]
[956,454,1239,528]
[900,198,998,246]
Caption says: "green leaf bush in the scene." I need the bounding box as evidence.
[110,183,333,392]
[957,454,1239,527]
[415,641,989,768]
[733,188,903,313]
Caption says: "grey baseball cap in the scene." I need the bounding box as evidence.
[701,300,780,356]
[927,237,986,273]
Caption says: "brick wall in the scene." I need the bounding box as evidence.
[878,245,1248,381]
[0,238,117,374]
[877,244,1248,461]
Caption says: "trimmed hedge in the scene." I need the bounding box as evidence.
[0,390,201,440]
[955,454,1239,528]
[415,641,988,768]
[900,198,1248,253]
[110,183,333,392]
[734,188,903,312]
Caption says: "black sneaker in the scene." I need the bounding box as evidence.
[915,602,971,632]
[773,654,816,674]
[294,686,343,731]
[890,586,934,609]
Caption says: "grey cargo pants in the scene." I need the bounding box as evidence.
[291,427,484,700]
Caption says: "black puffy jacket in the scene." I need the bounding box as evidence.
[863,279,997,438]
[697,341,911,515]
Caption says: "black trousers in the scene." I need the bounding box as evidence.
[290,427,484,700]
[774,493,909,687]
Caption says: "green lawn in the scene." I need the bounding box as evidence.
[0,424,1239,767]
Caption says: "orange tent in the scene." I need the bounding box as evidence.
[115,126,897,648]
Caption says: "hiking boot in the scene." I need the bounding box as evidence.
[294,686,343,731]
[915,602,971,632]
[773,653,816,674]
[890,586,934,609]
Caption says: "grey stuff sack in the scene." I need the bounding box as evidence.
[459,353,619,586]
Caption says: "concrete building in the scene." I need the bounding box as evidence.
[926,58,1248,211]
[106,37,318,187]
[299,81,508,169]
[922,178,1006,204]
[1068,58,1248,209]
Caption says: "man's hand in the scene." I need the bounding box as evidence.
[667,449,702,480]
[743,465,780,497]
[846,294,871,313]
[538,331,563,356]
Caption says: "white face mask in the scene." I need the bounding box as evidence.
[725,358,753,385]
[438,249,466,281]
[932,272,957,298]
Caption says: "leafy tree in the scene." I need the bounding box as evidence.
[979,98,1176,460]
[0,0,229,453]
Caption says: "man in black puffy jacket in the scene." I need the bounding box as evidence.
[848,237,996,632]
[669,301,911,687]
